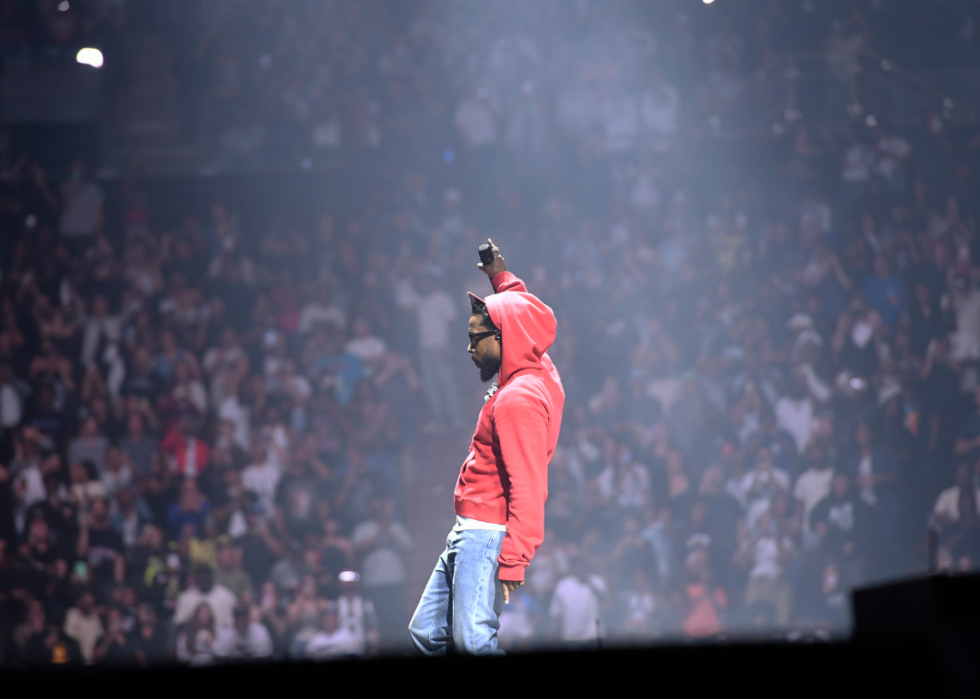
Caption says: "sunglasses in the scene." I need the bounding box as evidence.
[468,330,497,345]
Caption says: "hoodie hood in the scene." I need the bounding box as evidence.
[469,289,557,387]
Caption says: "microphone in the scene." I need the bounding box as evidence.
[478,243,495,266]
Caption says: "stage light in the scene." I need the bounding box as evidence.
[866,115,877,127]
[76,47,104,68]
[703,0,715,4]
[58,0,69,11]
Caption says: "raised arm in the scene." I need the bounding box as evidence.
[478,238,528,294]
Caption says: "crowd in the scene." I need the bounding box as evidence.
[141,0,980,172]
[3,0,980,667]
[163,0,811,167]
[0,150,429,664]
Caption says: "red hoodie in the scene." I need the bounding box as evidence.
[454,271,564,582]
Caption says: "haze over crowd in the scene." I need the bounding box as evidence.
[2,0,980,665]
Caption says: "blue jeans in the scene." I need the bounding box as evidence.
[409,528,505,655]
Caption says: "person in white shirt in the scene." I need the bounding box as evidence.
[596,445,650,510]
[79,294,122,367]
[214,604,273,661]
[345,318,387,376]
[873,127,912,194]
[497,588,536,651]
[174,566,237,630]
[548,557,605,648]
[13,452,60,527]
[352,496,413,646]
[278,359,312,432]
[336,572,380,656]
[299,284,347,336]
[933,463,980,525]
[776,372,816,456]
[63,590,104,664]
[203,327,247,409]
[794,444,835,545]
[787,313,823,366]
[737,446,791,535]
[241,439,281,518]
[526,529,569,600]
[394,272,462,431]
[99,445,134,499]
[218,393,251,454]
[0,364,27,430]
[304,603,360,659]
[176,602,219,667]
[841,140,873,186]
[279,359,312,403]
[949,276,980,362]
[742,508,795,627]
[170,359,208,415]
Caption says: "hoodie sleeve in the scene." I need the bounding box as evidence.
[490,270,527,294]
[492,379,550,582]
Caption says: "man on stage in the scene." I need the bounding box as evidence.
[409,240,564,655]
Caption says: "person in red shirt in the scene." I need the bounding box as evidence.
[409,240,564,655]
[160,416,210,478]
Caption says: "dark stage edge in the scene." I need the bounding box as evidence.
[0,640,961,695]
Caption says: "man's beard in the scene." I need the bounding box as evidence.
[477,355,501,383]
